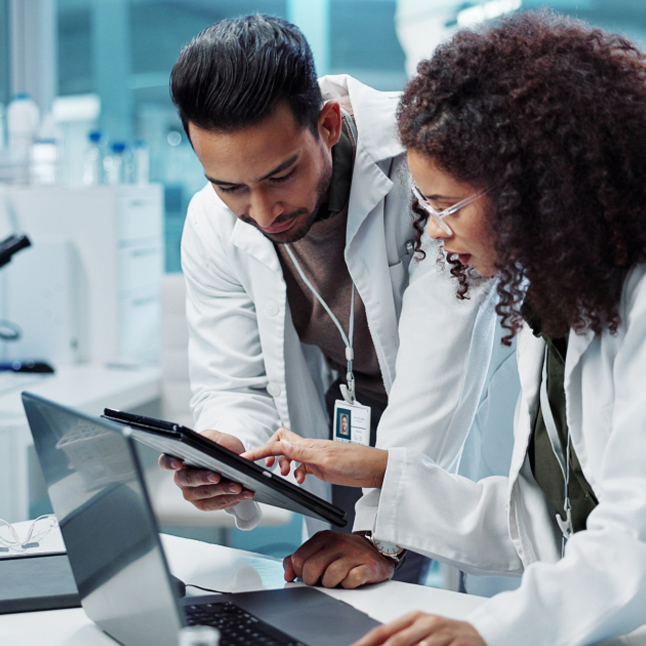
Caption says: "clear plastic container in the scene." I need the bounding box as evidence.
[82,130,107,185]
[132,139,150,184]
[177,625,220,646]
[103,141,128,184]
[7,93,40,184]
[30,112,64,184]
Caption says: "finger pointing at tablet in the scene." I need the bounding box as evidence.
[242,428,388,489]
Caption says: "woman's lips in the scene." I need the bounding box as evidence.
[445,248,472,265]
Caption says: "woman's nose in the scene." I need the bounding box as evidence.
[426,216,452,240]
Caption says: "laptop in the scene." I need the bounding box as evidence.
[22,392,380,646]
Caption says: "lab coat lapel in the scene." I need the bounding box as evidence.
[230,218,283,277]
[562,327,595,461]
[345,152,393,244]
[508,326,545,483]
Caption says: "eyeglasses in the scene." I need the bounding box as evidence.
[411,183,489,235]
[0,514,59,553]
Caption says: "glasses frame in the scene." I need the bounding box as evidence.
[0,514,59,552]
[412,183,489,235]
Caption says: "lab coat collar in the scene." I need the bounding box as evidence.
[230,219,282,276]
[319,75,403,247]
[319,74,405,163]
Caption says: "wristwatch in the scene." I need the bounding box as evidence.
[363,532,406,563]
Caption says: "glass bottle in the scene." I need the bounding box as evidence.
[82,130,107,185]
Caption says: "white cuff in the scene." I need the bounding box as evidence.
[225,500,262,530]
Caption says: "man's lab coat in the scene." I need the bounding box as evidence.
[181,75,513,533]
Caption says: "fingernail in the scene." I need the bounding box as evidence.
[208,473,218,483]
[242,491,254,499]
[170,459,182,469]
[228,483,239,493]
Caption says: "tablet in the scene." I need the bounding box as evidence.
[102,408,347,528]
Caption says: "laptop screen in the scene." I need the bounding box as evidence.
[23,392,185,646]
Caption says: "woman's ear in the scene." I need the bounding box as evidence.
[318,100,343,150]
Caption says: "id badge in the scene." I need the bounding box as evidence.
[333,399,371,446]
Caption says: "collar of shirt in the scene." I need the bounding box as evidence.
[316,115,356,221]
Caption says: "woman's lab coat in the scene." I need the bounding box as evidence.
[372,264,646,645]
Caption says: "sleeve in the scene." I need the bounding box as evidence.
[374,447,525,576]
[467,271,646,646]
[354,241,514,531]
[180,190,282,529]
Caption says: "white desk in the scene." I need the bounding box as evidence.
[0,534,484,646]
[2,534,645,646]
[0,363,161,522]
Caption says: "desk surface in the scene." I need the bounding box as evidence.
[0,363,161,422]
[0,534,485,646]
[2,534,645,646]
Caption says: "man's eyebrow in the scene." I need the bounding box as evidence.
[206,154,300,187]
[258,154,299,181]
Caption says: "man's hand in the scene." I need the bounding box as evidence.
[283,530,395,589]
[352,612,486,646]
[158,429,255,511]
[242,428,388,489]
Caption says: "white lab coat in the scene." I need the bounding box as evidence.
[372,264,646,645]
[181,75,514,533]
[355,241,521,596]
[182,75,414,530]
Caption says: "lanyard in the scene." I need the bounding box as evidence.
[539,346,573,552]
[283,244,358,404]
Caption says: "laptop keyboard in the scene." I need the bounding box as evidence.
[186,601,307,646]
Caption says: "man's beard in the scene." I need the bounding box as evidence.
[254,159,333,245]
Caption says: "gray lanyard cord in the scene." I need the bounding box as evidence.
[284,243,357,404]
[539,346,573,552]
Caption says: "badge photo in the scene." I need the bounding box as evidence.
[333,399,371,446]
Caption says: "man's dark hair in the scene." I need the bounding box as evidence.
[170,14,323,138]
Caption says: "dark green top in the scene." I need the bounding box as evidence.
[523,303,598,534]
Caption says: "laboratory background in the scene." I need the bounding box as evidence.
[0,0,644,574]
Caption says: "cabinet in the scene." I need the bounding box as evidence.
[0,184,164,364]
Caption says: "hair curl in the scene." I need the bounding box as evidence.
[398,11,646,343]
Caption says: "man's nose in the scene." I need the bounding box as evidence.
[248,191,283,227]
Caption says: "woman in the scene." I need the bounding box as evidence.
[244,11,646,646]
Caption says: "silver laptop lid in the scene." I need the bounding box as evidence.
[23,391,185,646]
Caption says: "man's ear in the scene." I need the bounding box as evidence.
[318,101,342,149]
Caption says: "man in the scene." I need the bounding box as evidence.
[161,14,512,586]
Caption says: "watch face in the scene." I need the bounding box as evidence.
[373,538,403,556]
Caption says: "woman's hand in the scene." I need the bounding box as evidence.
[241,427,388,489]
[352,612,486,646]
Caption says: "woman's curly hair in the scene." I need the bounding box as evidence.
[398,10,646,343]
